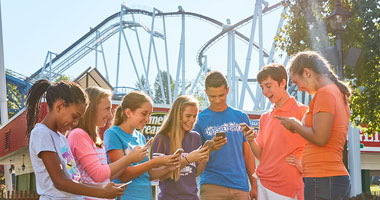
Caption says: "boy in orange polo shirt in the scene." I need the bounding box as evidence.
[242,63,307,199]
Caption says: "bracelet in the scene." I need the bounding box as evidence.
[184,156,190,164]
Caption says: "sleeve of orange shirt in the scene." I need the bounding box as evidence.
[313,89,336,115]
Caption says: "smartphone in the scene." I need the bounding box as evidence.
[173,148,184,155]
[215,131,226,138]
[118,181,132,188]
[144,137,154,148]
[203,140,214,149]
[239,122,248,128]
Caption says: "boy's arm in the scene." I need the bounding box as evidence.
[243,142,257,200]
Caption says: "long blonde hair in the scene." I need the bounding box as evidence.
[155,95,199,181]
[77,87,112,146]
[112,91,153,126]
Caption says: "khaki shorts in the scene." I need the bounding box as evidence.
[200,184,249,200]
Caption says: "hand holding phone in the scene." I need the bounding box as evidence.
[239,123,249,131]
[215,131,226,139]
[202,140,214,151]
[212,132,227,151]
[118,181,132,188]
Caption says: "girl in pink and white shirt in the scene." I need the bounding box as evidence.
[68,87,147,200]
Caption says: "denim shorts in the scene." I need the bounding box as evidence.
[303,176,351,200]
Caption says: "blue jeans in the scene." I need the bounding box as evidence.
[304,176,351,200]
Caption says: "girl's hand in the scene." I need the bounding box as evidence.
[153,154,181,168]
[102,182,125,198]
[197,151,209,165]
[186,147,209,163]
[285,154,303,173]
[126,146,148,163]
[242,127,258,143]
[274,116,302,133]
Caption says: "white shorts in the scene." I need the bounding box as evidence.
[257,179,297,200]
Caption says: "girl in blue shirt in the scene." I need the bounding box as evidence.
[104,91,181,200]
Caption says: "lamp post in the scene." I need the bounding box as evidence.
[326,0,351,169]
[326,0,351,80]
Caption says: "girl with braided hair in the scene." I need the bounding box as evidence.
[27,80,125,199]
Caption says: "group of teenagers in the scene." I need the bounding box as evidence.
[26,50,351,200]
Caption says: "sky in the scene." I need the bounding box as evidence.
[1,0,287,109]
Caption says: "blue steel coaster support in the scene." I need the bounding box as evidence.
[231,30,237,107]
[121,29,142,90]
[252,0,265,110]
[174,6,185,99]
[257,0,265,109]
[257,5,288,110]
[233,60,256,104]
[203,56,208,107]
[239,0,260,109]
[115,5,125,88]
[144,8,158,95]
[226,19,235,107]
[95,30,110,81]
[162,15,172,104]
[131,13,148,87]
[41,51,57,81]
[95,29,99,69]
[181,10,186,95]
[99,34,110,82]
[189,55,207,95]
[151,33,167,103]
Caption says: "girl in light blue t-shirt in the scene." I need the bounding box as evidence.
[104,91,181,200]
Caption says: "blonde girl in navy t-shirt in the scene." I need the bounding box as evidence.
[152,95,210,200]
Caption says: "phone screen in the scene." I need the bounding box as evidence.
[118,181,132,188]
[203,140,214,149]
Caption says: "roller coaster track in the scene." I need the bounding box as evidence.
[196,1,284,68]
[27,7,279,81]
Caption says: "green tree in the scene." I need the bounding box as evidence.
[348,0,380,134]
[135,71,206,106]
[275,0,380,133]
[54,74,70,82]
[153,71,174,104]
[6,83,23,119]
[135,75,153,96]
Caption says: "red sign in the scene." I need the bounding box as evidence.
[360,132,380,153]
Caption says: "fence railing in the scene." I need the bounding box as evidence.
[0,190,39,200]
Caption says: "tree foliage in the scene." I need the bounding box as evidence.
[154,71,174,104]
[135,70,206,106]
[275,0,380,133]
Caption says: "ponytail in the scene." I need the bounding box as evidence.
[113,106,125,126]
[325,70,351,104]
[26,79,51,139]
[26,79,88,139]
